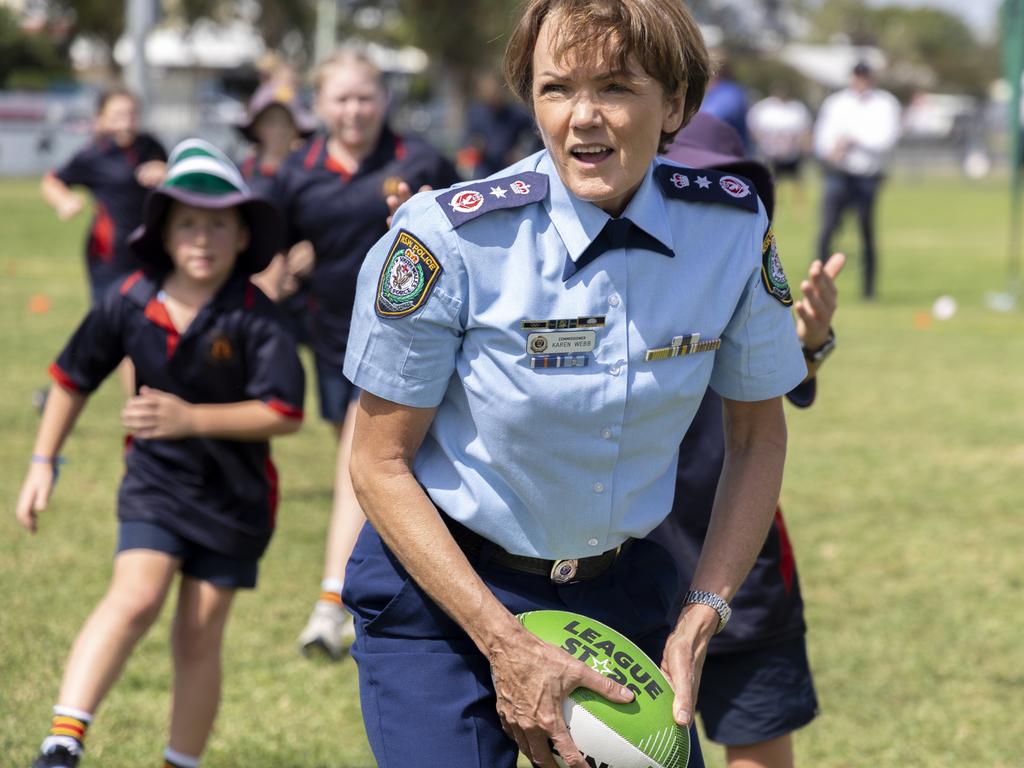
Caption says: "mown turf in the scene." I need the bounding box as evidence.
[1,171,1022,767]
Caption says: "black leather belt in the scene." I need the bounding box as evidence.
[443,515,626,585]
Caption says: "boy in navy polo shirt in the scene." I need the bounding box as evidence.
[41,87,167,304]
[16,140,304,768]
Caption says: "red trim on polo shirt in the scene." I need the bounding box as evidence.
[89,203,115,262]
[265,398,303,420]
[143,298,180,358]
[303,136,325,170]
[324,152,353,181]
[244,282,256,310]
[48,362,80,393]
[241,155,257,179]
[774,507,796,594]
[119,269,144,295]
[394,138,407,160]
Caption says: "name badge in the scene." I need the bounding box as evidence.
[527,330,597,355]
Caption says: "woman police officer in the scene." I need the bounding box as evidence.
[341,1,807,766]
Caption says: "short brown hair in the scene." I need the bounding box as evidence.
[503,0,709,148]
[96,86,137,115]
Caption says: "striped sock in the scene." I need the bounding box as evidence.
[40,705,92,755]
[163,746,200,768]
[319,577,344,606]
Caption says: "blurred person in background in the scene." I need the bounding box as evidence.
[813,62,900,299]
[271,48,459,661]
[234,82,319,340]
[747,85,812,207]
[701,58,751,153]
[39,86,168,399]
[660,112,844,768]
[458,71,542,179]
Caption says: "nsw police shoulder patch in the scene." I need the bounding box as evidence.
[375,229,442,318]
[761,227,793,306]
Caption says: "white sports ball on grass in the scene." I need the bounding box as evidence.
[517,609,690,768]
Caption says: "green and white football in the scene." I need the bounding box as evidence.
[517,610,690,768]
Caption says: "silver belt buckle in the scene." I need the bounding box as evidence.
[550,558,579,584]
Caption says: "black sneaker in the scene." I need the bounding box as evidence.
[31,745,80,768]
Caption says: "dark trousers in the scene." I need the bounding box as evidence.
[816,170,883,298]
[343,523,705,768]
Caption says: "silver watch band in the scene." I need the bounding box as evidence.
[683,589,732,634]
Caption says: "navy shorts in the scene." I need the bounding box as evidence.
[116,519,259,589]
[342,523,705,768]
[697,635,819,746]
[314,355,360,424]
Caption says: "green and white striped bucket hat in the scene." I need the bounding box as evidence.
[129,138,284,274]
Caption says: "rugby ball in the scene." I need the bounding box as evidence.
[517,610,689,768]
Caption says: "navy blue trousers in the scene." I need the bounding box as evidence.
[343,523,705,768]
[816,170,883,298]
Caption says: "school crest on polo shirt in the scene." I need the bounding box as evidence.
[205,330,237,364]
[761,227,793,306]
[375,229,442,318]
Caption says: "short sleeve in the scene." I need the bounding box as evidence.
[243,309,306,420]
[343,198,466,408]
[785,377,816,409]
[50,289,125,394]
[53,148,94,188]
[710,219,806,402]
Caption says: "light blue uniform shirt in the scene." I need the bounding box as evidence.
[344,150,806,558]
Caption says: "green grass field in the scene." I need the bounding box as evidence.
[1,172,1023,767]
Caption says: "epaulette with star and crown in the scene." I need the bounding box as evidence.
[654,164,759,213]
[436,172,548,228]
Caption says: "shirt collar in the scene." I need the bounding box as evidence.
[540,152,675,266]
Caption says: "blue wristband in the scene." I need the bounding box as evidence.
[31,454,66,484]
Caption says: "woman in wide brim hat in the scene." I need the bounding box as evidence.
[235,82,318,146]
[129,139,284,275]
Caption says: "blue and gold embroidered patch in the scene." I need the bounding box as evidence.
[375,229,442,318]
[760,226,793,306]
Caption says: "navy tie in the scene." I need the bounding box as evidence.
[562,216,674,281]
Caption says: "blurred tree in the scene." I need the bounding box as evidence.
[0,6,69,87]
[809,0,999,97]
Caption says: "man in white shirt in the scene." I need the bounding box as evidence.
[748,87,812,179]
[814,62,901,298]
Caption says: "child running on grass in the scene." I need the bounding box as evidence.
[16,139,305,768]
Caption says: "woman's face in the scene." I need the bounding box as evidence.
[252,104,299,156]
[316,64,388,156]
[531,15,685,216]
[97,94,139,148]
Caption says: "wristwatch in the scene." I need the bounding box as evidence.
[802,327,836,363]
[683,590,731,634]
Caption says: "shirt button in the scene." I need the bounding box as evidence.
[587,538,600,547]
[609,293,621,307]
[608,363,620,376]
[600,427,613,439]
[593,482,605,494]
